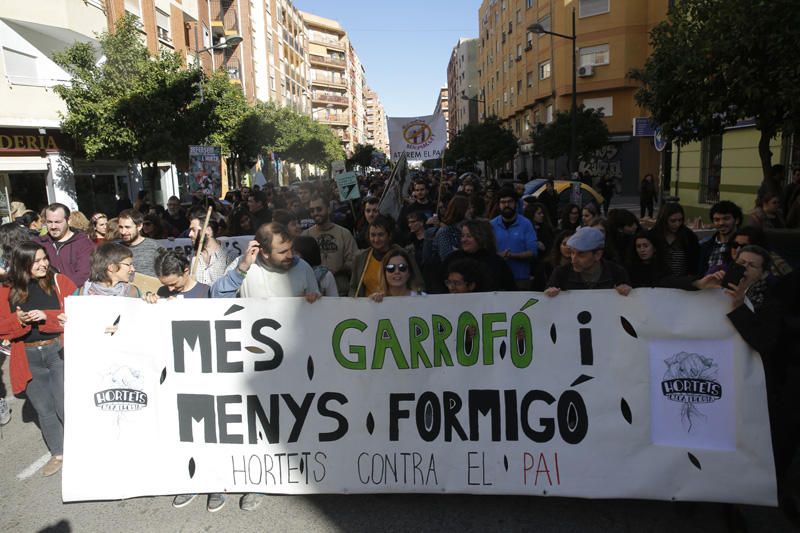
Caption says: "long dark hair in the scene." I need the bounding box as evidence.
[8,241,55,307]
[653,202,689,247]
[462,219,497,254]
[559,203,580,231]
[547,229,574,268]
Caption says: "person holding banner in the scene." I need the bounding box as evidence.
[211,222,320,303]
[544,227,631,297]
[76,242,141,298]
[349,215,395,297]
[0,241,75,477]
[368,247,424,302]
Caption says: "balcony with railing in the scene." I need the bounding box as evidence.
[225,58,242,84]
[308,31,345,50]
[315,112,349,126]
[210,0,238,37]
[309,54,346,69]
[311,73,347,88]
[312,92,348,106]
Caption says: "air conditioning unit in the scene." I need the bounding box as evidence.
[578,65,594,77]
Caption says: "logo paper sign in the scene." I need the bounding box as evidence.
[335,171,360,202]
[388,113,447,162]
[62,290,776,505]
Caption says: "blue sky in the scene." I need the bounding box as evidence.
[294,0,482,117]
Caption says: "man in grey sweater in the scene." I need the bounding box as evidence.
[118,209,162,277]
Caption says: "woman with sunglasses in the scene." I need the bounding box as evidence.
[76,242,140,298]
[369,247,424,302]
[89,213,108,244]
[0,241,75,476]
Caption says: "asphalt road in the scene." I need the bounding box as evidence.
[1,370,795,533]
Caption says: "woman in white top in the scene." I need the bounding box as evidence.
[370,247,424,302]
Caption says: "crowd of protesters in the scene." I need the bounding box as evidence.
[0,165,798,520]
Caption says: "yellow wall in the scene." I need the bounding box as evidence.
[672,127,783,218]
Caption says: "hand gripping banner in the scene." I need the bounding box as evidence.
[62,289,776,505]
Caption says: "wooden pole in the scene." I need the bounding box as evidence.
[354,248,374,298]
[437,149,447,212]
[190,206,213,279]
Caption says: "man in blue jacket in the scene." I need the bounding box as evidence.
[491,187,538,290]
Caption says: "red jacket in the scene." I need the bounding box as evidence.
[0,274,75,394]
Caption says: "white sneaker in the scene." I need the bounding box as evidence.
[0,398,10,426]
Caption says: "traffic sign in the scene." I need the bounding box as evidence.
[654,127,667,152]
[335,171,360,201]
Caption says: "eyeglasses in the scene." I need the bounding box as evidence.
[730,242,745,249]
[118,261,134,269]
[384,263,408,273]
[444,279,466,288]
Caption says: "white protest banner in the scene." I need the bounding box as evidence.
[155,235,253,258]
[63,290,776,505]
[388,113,447,162]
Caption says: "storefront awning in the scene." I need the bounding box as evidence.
[0,156,49,172]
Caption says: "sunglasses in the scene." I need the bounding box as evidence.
[384,263,408,274]
[730,242,746,249]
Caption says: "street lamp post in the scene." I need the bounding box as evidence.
[528,8,577,175]
[460,94,487,122]
[193,26,244,102]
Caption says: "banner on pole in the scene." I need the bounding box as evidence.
[63,290,776,505]
[388,113,447,162]
[189,145,222,198]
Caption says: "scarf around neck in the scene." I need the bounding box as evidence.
[82,280,131,297]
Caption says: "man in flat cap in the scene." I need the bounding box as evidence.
[544,226,631,297]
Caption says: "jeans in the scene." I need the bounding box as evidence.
[25,341,64,455]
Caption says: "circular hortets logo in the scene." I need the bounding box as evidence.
[94,365,148,412]
[403,120,434,148]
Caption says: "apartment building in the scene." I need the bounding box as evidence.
[434,87,449,143]
[446,37,479,140]
[348,45,366,150]
[364,87,389,156]
[478,0,669,192]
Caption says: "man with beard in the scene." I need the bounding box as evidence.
[117,209,162,277]
[302,195,356,295]
[699,200,742,274]
[36,203,95,286]
[210,222,320,303]
[490,187,538,289]
[187,214,236,285]
[162,196,188,236]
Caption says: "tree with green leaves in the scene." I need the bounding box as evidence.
[54,14,210,194]
[629,0,800,182]
[531,106,609,163]
[448,116,518,177]
[347,143,376,171]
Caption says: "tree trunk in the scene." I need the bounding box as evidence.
[757,128,774,184]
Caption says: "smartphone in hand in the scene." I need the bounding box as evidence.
[721,263,746,290]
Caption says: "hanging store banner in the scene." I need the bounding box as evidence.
[388,113,447,162]
[62,290,776,505]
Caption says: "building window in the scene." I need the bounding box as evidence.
[539,60,551,79]
[579,44,610,66]
[517,79,522,93]
[580,0,610,18]
[516,9,522,23]
[538,15,551,34]
[503,91,508,103]
[526,0,534,8]
[699,134,723,204]
[546,105,554,123]
[583,96,613,116]
[2,47,38,85]
[526,31,533,48]
[526,71,534,87]
[124,0,141,17]
[516,44,522,58]
[156,8,171,43]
